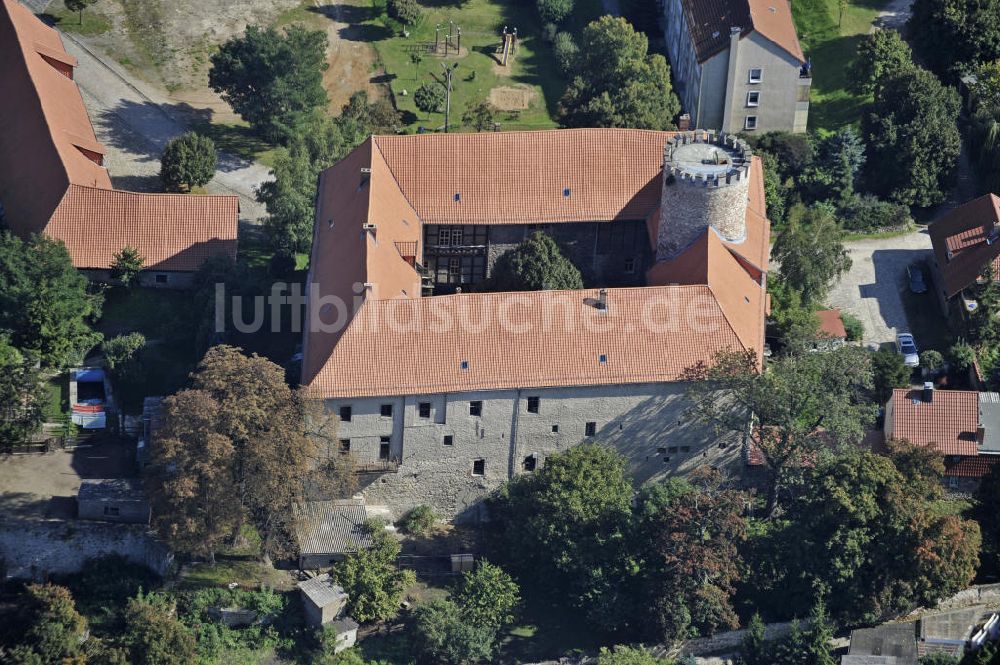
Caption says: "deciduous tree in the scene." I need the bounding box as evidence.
[849,30,914,96]
[0,338,45,449]
[160,132,217,192]
[411,598,495,665]
[209,25,328,143]
[462,100,497,132]
[861,67,961,207]
[333,523,415,623]
[13,584,88,664]
[871,347,911,403]
[771,205,851,307]
[414,82,446,115]
[64,0,97,25]
[557,16,680,130]
[686,347,876,517]
[486,231,584,291]
[110,246,145,289]
[909,0,1000,78]
[123,592,196,665]
[452,560,520,633]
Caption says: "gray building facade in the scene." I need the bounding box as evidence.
[324,382,743,522]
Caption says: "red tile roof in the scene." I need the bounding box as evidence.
[679,0,805,64]
[929,194,1000,298]
[816,309,847,339]
[303,129,771,398]
[0,0,237,272]
[888,388,980,456]
[945,455,1000,478]
[49,186,239,270]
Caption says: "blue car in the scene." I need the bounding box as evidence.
[908,265,928,294]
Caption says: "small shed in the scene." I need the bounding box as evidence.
[296,500,374,569]
[326,617,360,653]
[813,309,847,350]
[298,574,351,628]
[77,478,150,524]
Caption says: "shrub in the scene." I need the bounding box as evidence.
[160,132,217,192]
[398,504,436,535]
[110,246,145,288]
[552,32,579,74]
[921,350,945,373]
[387,0,420,26]
[102,332,146,375]
[838,194,914,233]
[414,82,445,115]
[537,0,573,24]
[840,312,864,342]
[268,250,297,277]
[950,340,976,372]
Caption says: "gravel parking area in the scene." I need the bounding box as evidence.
[825,230,933,348]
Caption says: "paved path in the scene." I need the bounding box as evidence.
[872,0,914,31]
[826,230,933,347]
[59,31,269,221]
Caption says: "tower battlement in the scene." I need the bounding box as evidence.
[657,130,753,260]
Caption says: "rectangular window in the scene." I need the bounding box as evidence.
[339,405,352,422]
[472,459,485,476]
[551,424,559,433]
[469,401,482,417]
[379,438,391,460]
[526,396,540,413]
[747,90,760,107]
[744,116,758,130]
[380,404,393,418]
[948,476,960,490]
[585,421,597,437]
[104,506,120,516]
[749,68,763,83]
[624,258,636,274]
[339,439,351,453]
[418,402,431,418]
[523,455,537,472]
[680,445,691,453]
[443,435,454,446]
[668,446,679,453]
[154,274,168,284]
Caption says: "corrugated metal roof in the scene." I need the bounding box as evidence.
[297,573,348,607]
[78,478,145,502]
[296,501,373,555]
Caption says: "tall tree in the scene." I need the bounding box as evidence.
[63,0,97,25]
[558,16,680,129]
[909,0,1000,78]
[187,345,320,561]
[145,389,241,562]
[411,598,496,665]
[861,66,961,207]
[771,205,851,307]
[0,338,45,449]
[333,523,416,623]
[209,25,328,143]
[110,246,145,289]
[0,232,102,367]
[160,132,217,192]
[452,561,520,634]
[12,584,88,664]
[490,444,635,628]
[123,592,197,665]
[632,470,747,642]
[849,30,915,96]
[686,347,876,517]
[486,231,584,291]
[871,347,911,403]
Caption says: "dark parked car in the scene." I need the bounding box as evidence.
[908,264,928,294]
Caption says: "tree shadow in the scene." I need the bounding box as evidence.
[307,4,394,41]
[109,174,162,192]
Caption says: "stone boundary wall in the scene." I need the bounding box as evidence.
[0,518,173,579]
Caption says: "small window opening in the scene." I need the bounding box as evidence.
[472,459,485,476]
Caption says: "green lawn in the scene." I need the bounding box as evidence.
[41,3,112,37]
[349,0,586,132]
[791,0,892,132]
[192,121,280,170]
[43,374,68,421]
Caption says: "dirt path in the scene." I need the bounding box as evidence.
[872,0,914,32]
[311,0,384,111]
[60,30,269,220]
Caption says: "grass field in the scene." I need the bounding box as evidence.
[41,2,112,37]
[346,0,601,132]
[791,0,891,131]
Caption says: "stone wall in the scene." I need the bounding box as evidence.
[0,518,173,579]
[328,382,743,522]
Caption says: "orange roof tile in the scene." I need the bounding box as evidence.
[945,455,1000,478]
[303,129,772,398]
[0,0,238,273]
[48,186,238,271]
[374,129,668,224]
[889,388,980,456]
[929,194,1000,298]
[747,0,805,63]
[305,286,749,399]
[679,0,805,64]
[816,309,847,339]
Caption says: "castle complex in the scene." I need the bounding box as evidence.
[301,129,770,521]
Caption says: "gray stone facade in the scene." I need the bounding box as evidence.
[325,382,743,522]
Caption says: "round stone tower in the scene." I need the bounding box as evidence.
[657,130,752,261]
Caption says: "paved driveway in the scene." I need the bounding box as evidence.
[825,230,932,347]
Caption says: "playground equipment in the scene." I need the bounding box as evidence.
[433,21,462,56]
[498,26,518,66]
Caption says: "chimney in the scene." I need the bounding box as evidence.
[678,113,691,131]
[923,381,934,403]
[596,289,608,311]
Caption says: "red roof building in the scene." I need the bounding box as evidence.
[928,193,1000,313]
[0,0,237,275]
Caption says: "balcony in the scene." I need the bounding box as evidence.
[354,458,401,474]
